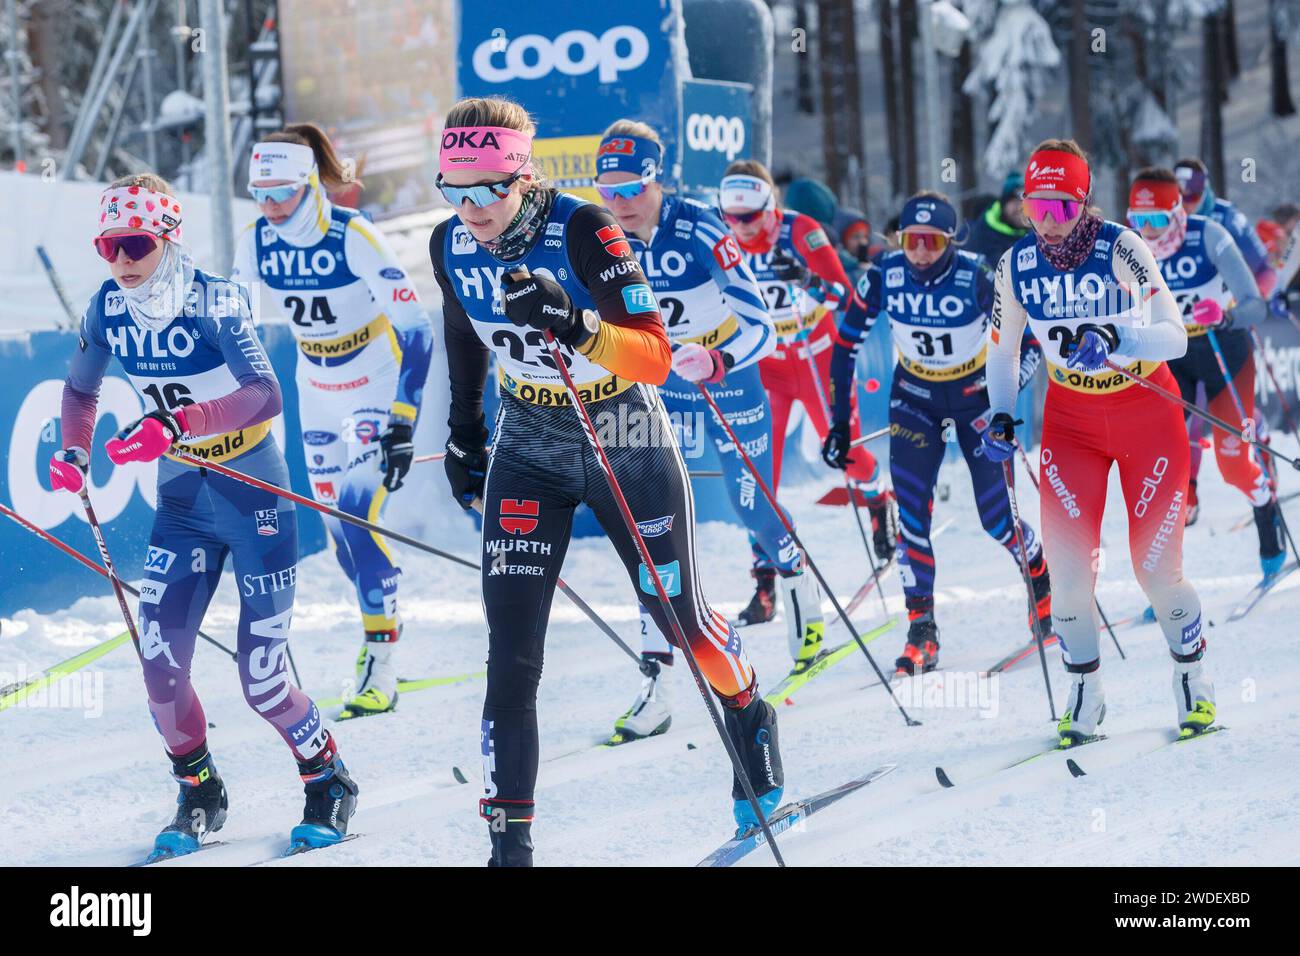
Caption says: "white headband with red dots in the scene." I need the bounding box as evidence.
[98,184,184,243]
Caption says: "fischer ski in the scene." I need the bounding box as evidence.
[697,765,897,867]
[764,618,897,705]
[934,734,1108,788]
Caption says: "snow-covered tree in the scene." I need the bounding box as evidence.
[961,0,1061,177]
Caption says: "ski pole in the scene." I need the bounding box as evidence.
[1010,445,1125,660]
[696,383,919,726]
[1203,328,1300,566]
[168,451,639,665]
[72,486,143,658]
[999,459,1057,721]
[36,244,78,331]
[850,425,892,448]
[1102,360,1300,470]
[519,318,786,867]
[789,281,892,621]
[0,502,238,660]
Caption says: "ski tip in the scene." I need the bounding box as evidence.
[935,766,954,788]
[452,766,469,784]
[1066,758,1086,778]
[686,742,697,750]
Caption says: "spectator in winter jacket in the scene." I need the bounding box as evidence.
[965,171,1028,271]
[782,176,840,232]
[833,207,872,281]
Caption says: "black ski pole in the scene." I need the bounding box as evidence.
[999,458,1057,721]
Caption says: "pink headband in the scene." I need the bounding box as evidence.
[439,125,533,177]
[98,184,184,243]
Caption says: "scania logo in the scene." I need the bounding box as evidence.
[472,26,650,84]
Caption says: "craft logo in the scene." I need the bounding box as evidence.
[499,498,540,535]
[255,508,279,536]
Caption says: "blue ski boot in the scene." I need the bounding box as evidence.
[147,744,227,863]
[723,689,784,835]
[288,743,358,853]
[1255,500,1286,580]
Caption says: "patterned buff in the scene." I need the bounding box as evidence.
[98,184,184,242]
[1036,212,1102,272]
[483,185,554,262]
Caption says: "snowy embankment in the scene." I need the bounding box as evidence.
[2,437,1298,867]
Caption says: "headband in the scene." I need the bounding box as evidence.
[1128,179,1182,212]
[595,134,663,179]
[1024,149,1090,201]
[899,195,957,234]
[97,184,183,243]
[249,141,316,185]
[719,174,774,212]
[440,125,533,176]
[1174,164,1208,199]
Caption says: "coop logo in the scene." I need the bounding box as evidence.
[472,26,650,84]
[686,113,746,161]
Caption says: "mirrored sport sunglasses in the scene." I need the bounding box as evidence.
[248,183,303,204]
[1023,197,1085,224]
[900,231,950,253]
[722,208,767,225]
[595,176,654,202]
[1128,210,1174,230]
[92,231,160,262]
[435,169,525,209]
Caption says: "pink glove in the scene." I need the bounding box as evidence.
[1192,298,1224,326]
[49,447,89,493]
[106,409,186,465]
[671,342,727,384]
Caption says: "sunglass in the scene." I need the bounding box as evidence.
[723,209,767,225]
[900,231,950,252]
[1128,211,1174,230]
[595,176,654,202]
[249,183,303,204]
[1023,197,1085,224]
[92,231,160,263]
[436,170,525,209]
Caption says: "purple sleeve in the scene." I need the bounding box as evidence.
[61,309,114,450]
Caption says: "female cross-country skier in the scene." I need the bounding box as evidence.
[428,96,783,866]
[717,160,896,626]
[981,140,1215,745]
[592,120,827,742]
[1126,168,1284,578]
[823,191,1053,677]
[50,173,357,859]
[232,123,433,719]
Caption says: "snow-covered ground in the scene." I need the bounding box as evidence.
[3,437,1299,867]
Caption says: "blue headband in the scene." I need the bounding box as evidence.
[899,195,957,234]
[595,134,663,179]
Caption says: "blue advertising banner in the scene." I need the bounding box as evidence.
[1,325,326,617]
[456,0,688,179]
[680,79,753,197]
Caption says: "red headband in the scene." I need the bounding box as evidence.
[1128,179,1181,211]
[1024,149,1090,201]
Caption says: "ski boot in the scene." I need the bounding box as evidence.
[340,628,400,720]
[1027,556,1054,639]
[1173,649,1216,739]
[895,610,940,677]
[289,740,359,851]
[778,569,825,674]
[481,798,534,867]
[148,744,228,862]
[611,654,672,743]
[866,490,898,562]
[1254,499,1287,580]
[722,684,784,836]
[736,567,777,626]
[1057,662,1106,747]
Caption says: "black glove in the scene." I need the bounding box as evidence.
[444,435,488,510]
[769,253,810,285]
[379,421,415,492]
[501,270,598,348]
[821,421,853,470]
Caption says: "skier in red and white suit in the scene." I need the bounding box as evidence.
[981,140,1216,744]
